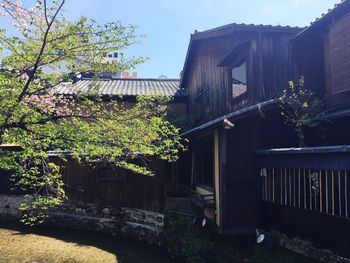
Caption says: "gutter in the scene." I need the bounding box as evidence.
[180,99,277,137]
[256,145,350,155]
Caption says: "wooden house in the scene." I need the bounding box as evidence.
[0,78,188,213]
[170,23,303,235]
[292,0,350,145]
[256,0,350,254]
[55,78,187,212]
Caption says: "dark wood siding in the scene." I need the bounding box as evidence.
[182,29,298,234]
[262,36,294,99]
[257,149,350,256]
[185,32,296,126]
[0,159,167,213]
[223,116,262,233]
[57,158,166,212]
[292,31,326,96]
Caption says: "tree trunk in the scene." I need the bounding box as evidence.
[297,128,305,147]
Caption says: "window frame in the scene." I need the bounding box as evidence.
[230,58,248,101]
[228,49,250,103]
[218,41,251,104]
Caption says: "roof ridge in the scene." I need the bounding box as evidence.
[193,22,305,36]
[80,77,180,82]
[53,78,187,98]
[296,0,349,37]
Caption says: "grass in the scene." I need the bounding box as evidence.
[252,245,318,263]
[0,221,175,263]
[213,240,318,263]
[0,220,319,263]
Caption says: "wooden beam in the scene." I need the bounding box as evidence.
[0,144,23,152]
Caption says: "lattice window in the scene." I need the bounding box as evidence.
[327,13,350,94]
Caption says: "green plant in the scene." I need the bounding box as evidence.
[279,77,327,147]
[0,0,184,225]
[164,214,215,263]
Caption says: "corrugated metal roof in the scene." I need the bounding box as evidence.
[53,78,187,98]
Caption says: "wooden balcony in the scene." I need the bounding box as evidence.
[185,188,215,209]
[165,187,215,217]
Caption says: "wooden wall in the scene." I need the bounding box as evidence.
[293,0,350,111]
[184,31,296,126]
[222,116,262,233]
[292,31,326,96]
[257,149,350,256]
[56,158,166,212]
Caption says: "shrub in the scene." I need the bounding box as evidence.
[164,214,215,263]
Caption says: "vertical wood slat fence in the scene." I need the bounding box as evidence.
[0,158,167,213]
[57,158,166,213]
[260,168,349,218]
[256,146,350,254]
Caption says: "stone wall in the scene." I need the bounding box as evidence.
[0,195,24,218]
[0,195,165,245]
[46,212,164,245]
[46,204,165,245]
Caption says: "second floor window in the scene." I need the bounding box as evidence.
[231,61,247,99]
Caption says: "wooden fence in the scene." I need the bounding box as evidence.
[58,158,167,212]
[0,158,167,213]
[260,168,349,218]
[257,146,350,255]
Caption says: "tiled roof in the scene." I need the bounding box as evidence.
[310,0,347,25]
[296,0,350,37]
[53,78,187,98]
[193,23,303,37]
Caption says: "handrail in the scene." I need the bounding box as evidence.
[185,188,214,208]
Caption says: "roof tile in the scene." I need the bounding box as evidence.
[54,78,186,98]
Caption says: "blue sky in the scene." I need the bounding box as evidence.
[3,0,340,78]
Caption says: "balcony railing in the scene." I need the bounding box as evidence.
[186,188,215,209]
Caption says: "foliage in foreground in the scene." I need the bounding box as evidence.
[164,215,316,263]
[279,77,327,147]
[164,215,215,263]
[0,0,184,224]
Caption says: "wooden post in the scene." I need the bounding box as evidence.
[320,170,323,213]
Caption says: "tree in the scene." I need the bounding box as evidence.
[0,0,184,224]
[279,77,327,147]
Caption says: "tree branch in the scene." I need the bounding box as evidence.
[17,0,66,102]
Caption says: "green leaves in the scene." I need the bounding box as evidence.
[279,77,327,146]
[0,0,183,224]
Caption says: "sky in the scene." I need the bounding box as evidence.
[1,0,341,78]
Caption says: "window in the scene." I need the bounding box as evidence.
[325,13,350,107]
[194,136,214,189]
[113,52,118,58]
[231,61,247,99]
[194,87,209,122]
